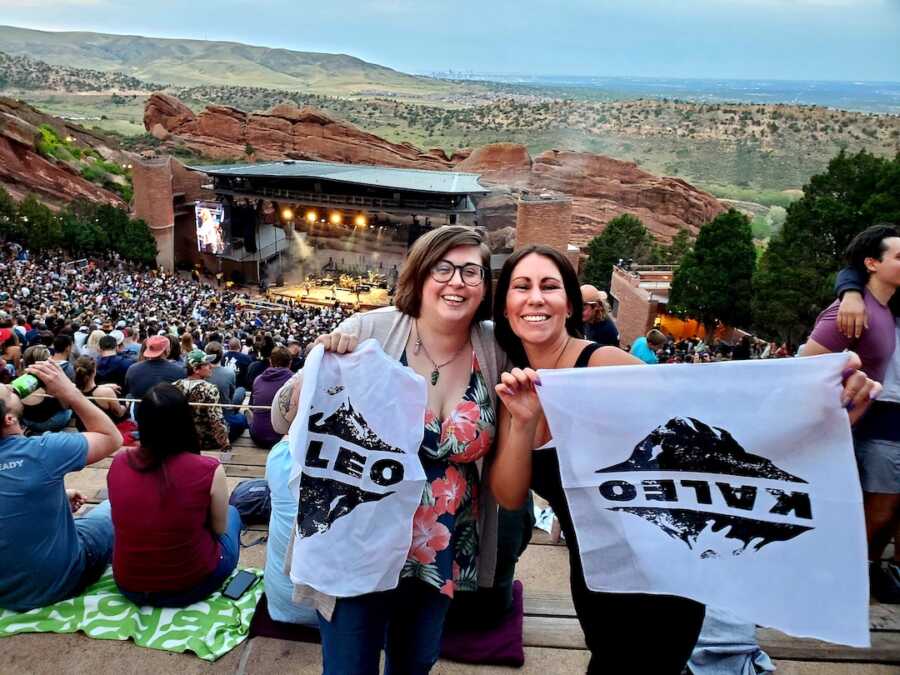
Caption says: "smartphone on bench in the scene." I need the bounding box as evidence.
[222,570,260,600]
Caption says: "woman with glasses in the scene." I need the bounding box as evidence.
[271,226,510,675]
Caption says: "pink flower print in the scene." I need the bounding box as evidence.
[432,466,467,515]
[424,408,437,428]
[454,426,493,463]
[440,579,455,598]
[441,400,480,444]
[409,505,451,564]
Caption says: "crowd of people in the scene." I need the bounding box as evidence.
[0,221,893,675]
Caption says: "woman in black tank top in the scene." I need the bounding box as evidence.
[489,246,705,674]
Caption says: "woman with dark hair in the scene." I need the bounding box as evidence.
[107,383,242,607]
[74,356,127,426]
[490,244,879,674]
[271,225,511,674]
[491,245,706,673]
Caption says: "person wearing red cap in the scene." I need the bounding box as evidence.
[123,335,185,401]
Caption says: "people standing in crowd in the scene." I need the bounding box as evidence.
[580,284,619,347]
[249,346,294,449]
[630,328,667,364]
[174,350,230,452]
[0,359,122,611]
[272,226,513,675]
[205,340,248,441]
[107,384,242,607]
[124,335,185,400]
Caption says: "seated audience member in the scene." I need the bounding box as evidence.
[174,350,230,452]
[121,327,141,358]
[74,356,128,429]
[0,327,21,374]
[630,329,667,364]
[108,383,242,607]
[246,336,275,389]
[205,341,248,441]
[205,341,244,406]
[95,335,133,389]
[222,337,252,389]
[0,359,122,611]
[249,346,294,449]
[51,334,76,381]
[20,345,73,433]
[123,335,185,400]
[263,438,318,625]
[286,337,305,372]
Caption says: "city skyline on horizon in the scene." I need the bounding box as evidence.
[1,0,898,82]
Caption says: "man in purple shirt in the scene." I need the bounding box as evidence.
[806,224,900,383]
[805,223,900,603]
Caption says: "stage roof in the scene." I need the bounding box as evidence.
[189,160,489,195]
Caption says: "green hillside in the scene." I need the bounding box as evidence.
[0,24,450,95]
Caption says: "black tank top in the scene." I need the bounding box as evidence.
[531,343,600,557]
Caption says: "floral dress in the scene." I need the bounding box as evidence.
[399,351,495,598]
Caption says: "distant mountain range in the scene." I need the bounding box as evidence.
[0,25,448,95]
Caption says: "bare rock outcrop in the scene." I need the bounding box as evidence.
[144,94,724,245]
[0,97,125,207]
[144,93,453,169]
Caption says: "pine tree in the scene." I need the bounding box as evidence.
[582,214,654,290]
[669,209,756,339]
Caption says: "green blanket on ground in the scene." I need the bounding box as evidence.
[0,567,264,661]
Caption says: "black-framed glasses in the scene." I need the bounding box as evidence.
[430,261,485,286]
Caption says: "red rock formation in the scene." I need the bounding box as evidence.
[0,97,125,207]
[144,95,725,244]
[144,94,452,169]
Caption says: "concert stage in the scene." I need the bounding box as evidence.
[268,283,390,310]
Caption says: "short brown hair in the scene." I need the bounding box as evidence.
[647,329,667,346]
[394,226,492,322]
[269,346,291,369]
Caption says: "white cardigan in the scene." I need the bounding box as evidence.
[271,306,510,607]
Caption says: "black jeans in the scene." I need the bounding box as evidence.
[533,447,705,675]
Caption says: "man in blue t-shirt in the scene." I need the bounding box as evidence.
[0,360,123,612]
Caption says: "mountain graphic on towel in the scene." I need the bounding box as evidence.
[597,416,806,483]
[298,388,402,537]
[597,417,812,557]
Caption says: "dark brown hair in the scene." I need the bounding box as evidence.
[493,245,584,368]
[269,345,291,368]
[394,226,493,322]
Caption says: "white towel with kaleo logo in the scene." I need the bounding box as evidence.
[536,353,869,647]
[288,340,427,598]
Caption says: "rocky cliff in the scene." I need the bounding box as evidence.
[0,97,126,207]
[144,94,724,244]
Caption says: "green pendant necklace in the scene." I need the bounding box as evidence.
[414,321,469,386]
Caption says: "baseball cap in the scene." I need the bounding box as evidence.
[109,329,125,345]
[143,335,170,359]
[115,320,127,329]
[186,349,215,368]
[287,335,300,345]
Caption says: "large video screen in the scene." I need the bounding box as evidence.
[195,201,226,255]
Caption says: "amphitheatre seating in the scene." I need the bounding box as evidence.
[1,430,889,672]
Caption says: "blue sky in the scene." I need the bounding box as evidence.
[2,0,899,81]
